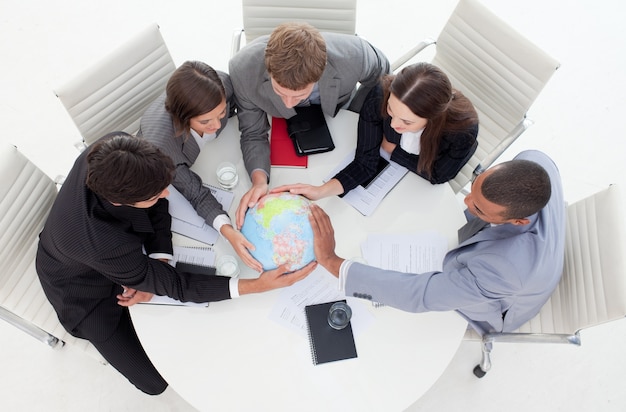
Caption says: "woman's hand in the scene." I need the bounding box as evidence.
[270,179,344,201]
[270,183,325,200]
[221,225,263,272]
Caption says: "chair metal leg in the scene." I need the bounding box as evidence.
[0,306,64,349]
[472,331,582,378]
[473,340,492,378]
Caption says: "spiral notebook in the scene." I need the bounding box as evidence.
[304,300,358,365]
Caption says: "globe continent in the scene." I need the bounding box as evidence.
[241,193,315,271]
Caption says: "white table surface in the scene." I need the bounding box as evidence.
[131,109,468,411]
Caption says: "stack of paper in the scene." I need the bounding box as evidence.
[167,184,234,244]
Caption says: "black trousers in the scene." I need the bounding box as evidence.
[78,308,168,395]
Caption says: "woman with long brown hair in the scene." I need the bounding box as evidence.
[274,62,478,199]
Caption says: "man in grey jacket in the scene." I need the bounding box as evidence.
[309,150,566,335]
[229,22,390,227]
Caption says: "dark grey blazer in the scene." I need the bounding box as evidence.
[229,32,390,178]
[137,71,235,226]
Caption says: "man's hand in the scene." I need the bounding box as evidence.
[309,204,344,277]
[221,225,263,272]
[238,261,317,295]
[117,287,154,307]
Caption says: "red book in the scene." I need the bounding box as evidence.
[270,117,308,168]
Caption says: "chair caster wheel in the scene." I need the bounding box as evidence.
[473,365,487,378]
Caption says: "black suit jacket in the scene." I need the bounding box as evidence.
[334,85,478,193]
[36,138,231,341]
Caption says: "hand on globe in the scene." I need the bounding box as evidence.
[241,193,316,272]
[308,204,344,278]
[270,179,345,201]
[220,225,263,272]
[238,261,317,295]
[236,172,269,228]
[264,261,318,288]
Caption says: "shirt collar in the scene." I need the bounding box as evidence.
[99,195,156,234]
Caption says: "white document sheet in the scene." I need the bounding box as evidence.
[361,231,448,273]
[269,265,373,337]
[167,184,234,245]
[324,150,408,216]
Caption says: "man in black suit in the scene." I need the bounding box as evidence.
[36,132,315,398]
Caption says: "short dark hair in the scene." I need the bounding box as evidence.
[165,61,226,136]
[86,132,175,204]
[481,159,551,219]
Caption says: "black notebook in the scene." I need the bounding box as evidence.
[286,105,335,156]
[304,300,358,365]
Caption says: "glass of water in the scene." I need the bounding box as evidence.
[216,161,239,190]
[327,301,352,330]
[216,255,240,277]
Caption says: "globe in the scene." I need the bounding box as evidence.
[241,193,315,271]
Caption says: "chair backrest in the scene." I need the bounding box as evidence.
[241,0,356,45]
[433,0,559,193]
[517,185,626,334]
[0,144,102,359]
[54,23,176,147]
[0,145,58,316]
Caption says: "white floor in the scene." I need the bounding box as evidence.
[1,0,626,411]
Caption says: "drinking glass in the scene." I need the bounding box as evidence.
[216,255,240,277]
[327,301,352,330]
[216,162,238,190]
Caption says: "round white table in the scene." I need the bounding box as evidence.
[131,110,468,411]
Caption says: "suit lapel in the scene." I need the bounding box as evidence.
[319,65,340,116]
[458,217,489,243]
[181,133,200,163]
[458,221,532,247]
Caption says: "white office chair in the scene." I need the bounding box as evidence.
[470,184,626,377]
[391,0,560,193]
[231,0,357,57]
[0,144,105,363]
[54,23,176,150]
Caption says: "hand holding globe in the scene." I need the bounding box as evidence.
[241,193,316,271]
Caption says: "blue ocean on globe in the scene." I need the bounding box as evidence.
[241,193,315,271]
